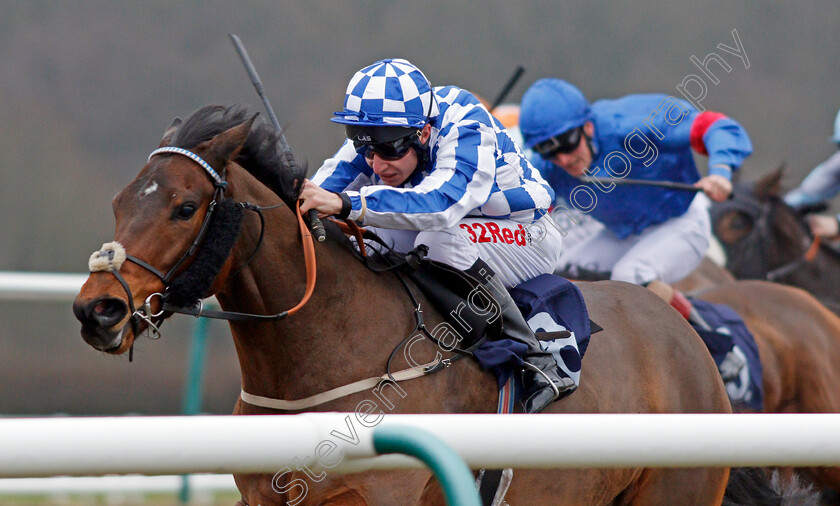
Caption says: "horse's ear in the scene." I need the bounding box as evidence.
[198,114,258,172]
[158,117,183,147]
[754,163,785,200]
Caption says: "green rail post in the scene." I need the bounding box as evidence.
[178,313,212,504]
[373,424,481,506]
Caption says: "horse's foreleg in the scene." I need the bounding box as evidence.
[415,476,446,506]
[315,488,368,505]
[617,468,728,506]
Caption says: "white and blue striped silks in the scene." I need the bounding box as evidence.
[313,85,555,231]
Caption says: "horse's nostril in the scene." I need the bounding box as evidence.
[80,297,128,328]
[94,300,112,315]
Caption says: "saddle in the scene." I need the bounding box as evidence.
[332,221,598,506]
[329,218,502,352]
[330,218,597,390]
[401,254,503,352]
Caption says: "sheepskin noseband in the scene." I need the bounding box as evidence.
[87,198,243,309]
[89,242,127,272]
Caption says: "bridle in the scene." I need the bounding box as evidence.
[712,188,820,281]
[89,145,468,407]
[89,146,317,352]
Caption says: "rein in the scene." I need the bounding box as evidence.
[713,190,822,281]
[755,198,823,282]
[90,146,466,409]
[766,234,821,281]
[239,222,474,411]
[89,147,318,343]
[161,199,317,321]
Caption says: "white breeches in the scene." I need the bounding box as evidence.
[365,214,563,289]
[556,193,712,285]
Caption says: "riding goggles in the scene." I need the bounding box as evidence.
[354,132,420,161]
[533,127,583,159]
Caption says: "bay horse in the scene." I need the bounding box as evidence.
[72,105,734,505]
[689,279,840,496]
[710,167,840,315]
[674,215,840,497]
[673,256,736,294]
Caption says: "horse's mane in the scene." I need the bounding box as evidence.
[170,104,306,208]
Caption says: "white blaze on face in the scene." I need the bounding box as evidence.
[141,180,159,197]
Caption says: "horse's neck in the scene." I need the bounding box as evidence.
[796,246,840,296]
[768,207,840,303]
[217,181,423,399]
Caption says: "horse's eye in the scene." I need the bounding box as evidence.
[730,213,753,231]
[715,211,754,244]
[175,203,198,220]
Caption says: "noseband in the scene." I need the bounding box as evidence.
[88,146,317,353]
[712,189,820,281]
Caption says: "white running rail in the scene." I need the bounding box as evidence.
[0,271,88,301]
[2,413,840,478]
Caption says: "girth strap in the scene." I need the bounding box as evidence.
[240,362,436,411]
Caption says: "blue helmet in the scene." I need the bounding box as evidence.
[332,58,439,129]
[519,79,591,149]
[833,108,840,143]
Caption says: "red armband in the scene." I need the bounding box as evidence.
[689,111,728,155]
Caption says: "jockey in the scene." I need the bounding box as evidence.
[519,78,752,313]
[783,108,840,238]
[299,58,570,413]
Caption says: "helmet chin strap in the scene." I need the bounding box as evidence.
[391,122,431,187]
[405,136,430,185]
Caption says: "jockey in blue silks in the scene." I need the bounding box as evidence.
[784,108,840,238]
[299,59,571,413]
[519,78,752,316]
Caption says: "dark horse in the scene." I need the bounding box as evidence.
[73,105,734,505]
[690,168,840,498]
[710,167,840,315]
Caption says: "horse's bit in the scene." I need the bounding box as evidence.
[713,190,820,281]
[88,146,317,349]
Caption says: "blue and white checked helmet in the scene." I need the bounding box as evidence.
[332,58,439,128]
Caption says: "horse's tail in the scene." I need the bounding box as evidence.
[721,467,821,506]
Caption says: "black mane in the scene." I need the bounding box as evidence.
[170,104,306,208]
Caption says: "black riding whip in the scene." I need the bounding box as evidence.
[489,65,525,112]
[228,33,326,242]
[582,176,701,192]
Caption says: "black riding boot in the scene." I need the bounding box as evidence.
[465,259,576,413]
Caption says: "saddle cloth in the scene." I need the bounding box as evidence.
[689,298,764,412]
[474,273,595,392]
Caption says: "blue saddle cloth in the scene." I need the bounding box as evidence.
[689,298,764,412]
[473,274,592,390]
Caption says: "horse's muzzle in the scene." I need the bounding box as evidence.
[73,296,129,352]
